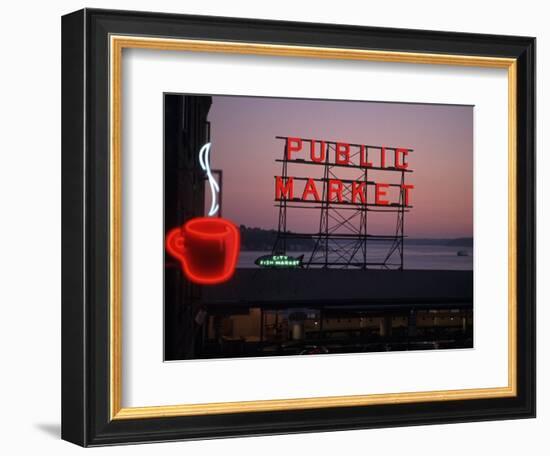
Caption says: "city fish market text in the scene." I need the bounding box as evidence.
[275,137,414,207]
[255,254,304,268]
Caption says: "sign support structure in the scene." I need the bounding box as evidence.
[272,136,414,270]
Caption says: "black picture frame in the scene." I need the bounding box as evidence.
[62,8,535,447]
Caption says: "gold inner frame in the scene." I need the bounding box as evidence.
[109,35,517,420]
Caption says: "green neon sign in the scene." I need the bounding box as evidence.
[255,254,303,268]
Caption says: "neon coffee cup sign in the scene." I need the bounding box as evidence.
[166,143,240,285]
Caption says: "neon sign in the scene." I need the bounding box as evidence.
[166,217,240,285]
[166,143,240,285]
[255,254,304,268]
[199,142,220,216]
[275,137,414,207]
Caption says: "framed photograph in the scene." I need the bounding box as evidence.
[61,8,535,446]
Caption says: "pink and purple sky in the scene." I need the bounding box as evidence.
[207,95,473,239]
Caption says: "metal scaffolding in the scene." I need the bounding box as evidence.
[272,136,414,270]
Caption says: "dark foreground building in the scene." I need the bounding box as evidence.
[164,94,212,360]
[195,269,472,358]
[167,267,473,360]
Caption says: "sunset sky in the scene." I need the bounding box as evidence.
[207,95,473,239]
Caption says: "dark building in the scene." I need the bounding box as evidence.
[198,269,473,358]
[164,94,212,360]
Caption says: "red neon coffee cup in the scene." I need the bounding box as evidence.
[166,217,240,285]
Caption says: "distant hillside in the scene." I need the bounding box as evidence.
[239,225,315,251]
[239,226,472,250]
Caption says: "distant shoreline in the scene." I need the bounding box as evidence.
[239,225,473,251]
[404,237,473,246]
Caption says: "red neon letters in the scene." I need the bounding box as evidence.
[166,217,240,285]
[310,140,326,163]
[285,139,410,169]
[375,183,390,206]
[335,142,350,165]
[286,137,303,159]
[275,177,414,206]
[276,138,414,207]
